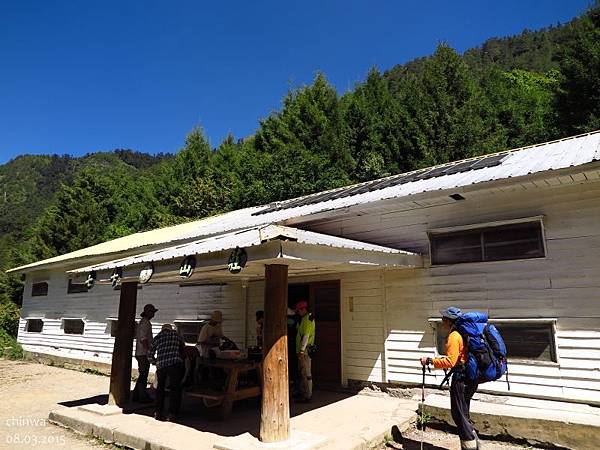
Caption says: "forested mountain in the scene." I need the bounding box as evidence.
[1,4,599,336]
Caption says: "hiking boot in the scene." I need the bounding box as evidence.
[473,431,481,449]
[460,439,478,450]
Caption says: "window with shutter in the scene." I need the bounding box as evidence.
[67,279,89,294]
[175,320,207,344]
[63,319,85,335]
[430,220,545,265]
[26,319,44,333]
[433,320,556,363]
[31,282,48,297]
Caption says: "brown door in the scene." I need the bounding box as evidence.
[309,280,341,386]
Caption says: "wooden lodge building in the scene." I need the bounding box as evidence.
[10,130,600,408]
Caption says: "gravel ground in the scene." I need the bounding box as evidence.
[0,359,111,450]
[1,359,546,450]
[376,426,541,450]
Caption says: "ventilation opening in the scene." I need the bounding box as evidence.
[449,193,465,201]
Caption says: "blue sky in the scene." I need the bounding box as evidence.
[0,1,592,164]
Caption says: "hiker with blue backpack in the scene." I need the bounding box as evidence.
[420,307,509,450]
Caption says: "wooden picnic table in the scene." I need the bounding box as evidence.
[185,357,262,419]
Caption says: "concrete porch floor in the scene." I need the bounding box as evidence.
[49,390,418,450]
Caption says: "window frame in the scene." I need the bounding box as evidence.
[106,317,139,338]
[428,317,559,364]
[67,279,89,294]
[174,319,209,345]
[428,216,547,266]
[62,318,86,335]
[25,318,44,333]
[31,281,49,297]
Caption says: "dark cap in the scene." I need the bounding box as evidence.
[440,306,461,320]
[143,304,158,313]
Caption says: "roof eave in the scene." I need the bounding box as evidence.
[9,158,600,276]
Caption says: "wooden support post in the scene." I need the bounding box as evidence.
[108,282,138,406]
[260,264,290,442]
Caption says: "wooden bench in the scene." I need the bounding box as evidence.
[185,357,262,419]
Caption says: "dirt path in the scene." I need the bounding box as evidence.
[1,359,545,450]
[0,359,111,450]
[378,426,541,450]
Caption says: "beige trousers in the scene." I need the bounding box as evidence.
[298,352,312,399]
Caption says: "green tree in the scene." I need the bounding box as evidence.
[172,176,229,218]
[401,44,503,166]
[557,3,600,133]
[247,73,353,203]
[157,127,231,219]
[28,161,165,260]
[482,67,560,148]
[342,68,420,181]
[211,134,248,209]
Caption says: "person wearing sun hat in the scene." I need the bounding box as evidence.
[420,307,480,450]
[133,303,158,402]
[197,310,227,357]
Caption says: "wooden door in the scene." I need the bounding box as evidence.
[309,280,341,386]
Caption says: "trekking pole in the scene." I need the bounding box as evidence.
[420,362,431,450]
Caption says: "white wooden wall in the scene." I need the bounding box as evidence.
[308,177,600,404]
[18,275,246,364]
[19,267,387,387]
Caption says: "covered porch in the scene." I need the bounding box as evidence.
[50,386,418,450]
[67,224,422,446]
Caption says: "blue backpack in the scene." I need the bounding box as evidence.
[442,312,510,388]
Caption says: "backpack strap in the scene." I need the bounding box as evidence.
[438,327,465,389]
[439,367,454,389]
[505,363,511,391]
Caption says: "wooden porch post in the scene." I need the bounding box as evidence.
[108,282,138,406]
[260,264,290,442]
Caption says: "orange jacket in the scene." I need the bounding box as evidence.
[432,330,467,370]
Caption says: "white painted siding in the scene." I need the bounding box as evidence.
[308,178,600,404]
[18,275,246,363]
[339,271,385,383]
[19,267,388,388]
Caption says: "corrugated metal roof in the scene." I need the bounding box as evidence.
[10,129,600,274]
[252,152,512,215]
[68,224,417,273]
[251,132,600,214]
[7,211,250,273]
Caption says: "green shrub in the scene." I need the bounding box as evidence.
[0,327,23,359]
[0,300,20,337]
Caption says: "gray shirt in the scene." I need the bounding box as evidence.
[135,317,153,356]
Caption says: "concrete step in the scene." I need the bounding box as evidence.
[49,393,418,450]
[421,393,600,450]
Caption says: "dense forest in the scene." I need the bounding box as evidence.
[1,4,599,341]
